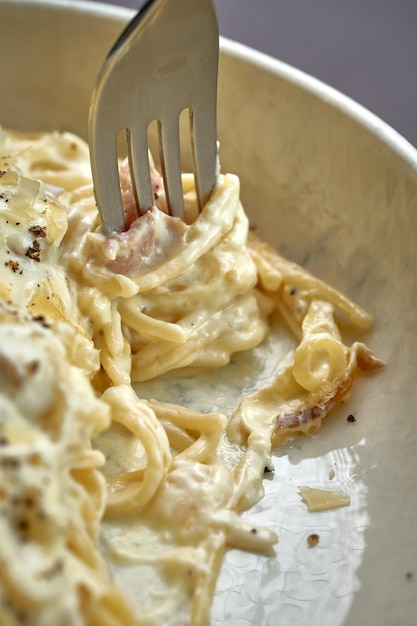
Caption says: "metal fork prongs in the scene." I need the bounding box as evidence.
[89,0,219,234]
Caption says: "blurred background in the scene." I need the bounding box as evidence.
[94,0,417,147]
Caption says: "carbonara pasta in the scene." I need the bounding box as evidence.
[0,127,383,626]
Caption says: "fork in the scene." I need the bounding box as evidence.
[89,0,219,234]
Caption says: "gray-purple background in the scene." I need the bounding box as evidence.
[94,0,417,147]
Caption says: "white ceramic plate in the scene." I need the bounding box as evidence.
[1,1,416,625]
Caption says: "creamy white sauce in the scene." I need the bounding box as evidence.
[95,314,295,619]
[133,312,297,417]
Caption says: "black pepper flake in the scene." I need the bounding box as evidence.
[347,414,356,423]
[4,260,20,273]
[25,360,40,375]
[31,315,51,329]
[307,533,320,548]
[290,287,297,296]
[17,519,29,532]
[23,495,36,508]
[25,240,41,262]
[29,225,46,238]
[0,457,20,470]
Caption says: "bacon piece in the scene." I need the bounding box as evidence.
[272,342,384,443]
[119,157,168,229]
[101,207,186,276]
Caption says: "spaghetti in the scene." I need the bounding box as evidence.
[0,127,383,625]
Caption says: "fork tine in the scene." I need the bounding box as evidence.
[89,0,219,234]
[89,128,125,235]
[190,106,218,211]
[127,126,154,216]
[158,115,185,220]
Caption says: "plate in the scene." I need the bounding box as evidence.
[0,1,416,625]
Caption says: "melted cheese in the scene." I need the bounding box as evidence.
[299,486,351,512]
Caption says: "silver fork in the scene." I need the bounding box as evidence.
[89,0,219,234]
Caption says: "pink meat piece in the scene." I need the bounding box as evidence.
[102,207,186,276]
[99,158,193,276]
[119,157,168,228]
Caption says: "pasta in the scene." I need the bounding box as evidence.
[0,127,384,626]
